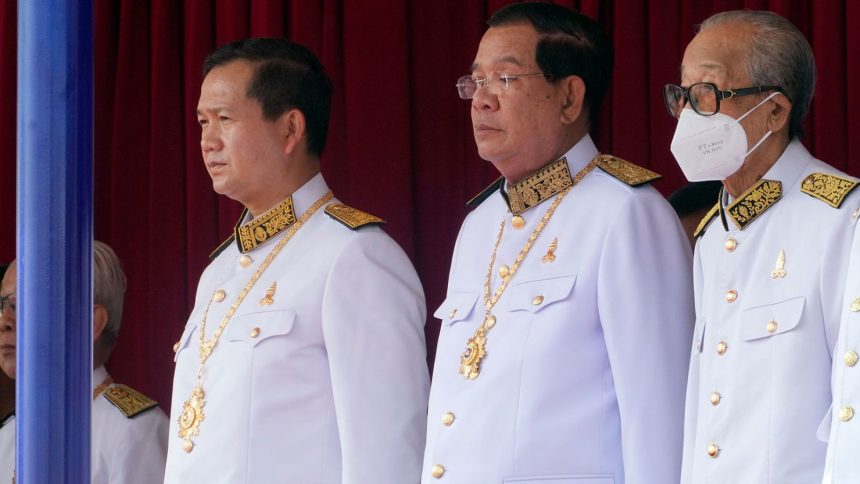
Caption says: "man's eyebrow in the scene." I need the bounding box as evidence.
[470,55,524,72]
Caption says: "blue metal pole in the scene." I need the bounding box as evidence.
[17,0,93,482]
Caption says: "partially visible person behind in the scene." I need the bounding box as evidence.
[0,263,12,484]
[668,181,723,248]
[664,10,860,483]
[0,242,169,483]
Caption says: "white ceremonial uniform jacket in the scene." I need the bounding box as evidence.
[822,208,860,484]
[423,135,695,484]
[164,173,430,484]
[0,368,168,484]
[681,140,860,484]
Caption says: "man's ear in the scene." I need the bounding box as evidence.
[560,75,586,125]
[279,109,306,156]
[93,304,108,342]
[766,92,792,134]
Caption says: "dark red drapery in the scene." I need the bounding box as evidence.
[0,0,857,411]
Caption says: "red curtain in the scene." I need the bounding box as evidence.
[0,0,856,411]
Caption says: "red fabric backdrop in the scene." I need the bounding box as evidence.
[0,0,857,411]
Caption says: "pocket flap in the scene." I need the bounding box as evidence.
[433,292,480,326]
[503,274,576,313]
[742,295,805,341]
[223,309,297,346]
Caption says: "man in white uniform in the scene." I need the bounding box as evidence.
[422,4,694,483]
[163,39,429,483]
[664,11,860,483]
[0,242,169,483]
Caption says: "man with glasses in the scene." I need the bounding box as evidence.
[665,11,860,483]
[0,242,169,483]
[422,3,694,483]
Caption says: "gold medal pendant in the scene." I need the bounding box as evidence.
[178,384,206,453]
[459,321,488,380]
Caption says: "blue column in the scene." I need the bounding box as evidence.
[16,0,93,482]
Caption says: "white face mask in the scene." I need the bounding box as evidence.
[670,92,780,181]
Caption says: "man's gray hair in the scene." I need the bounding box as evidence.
[700,10,815,139]
[94,241,127,343]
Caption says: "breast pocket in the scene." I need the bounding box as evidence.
[223,308,297,346]
[434,291,480,326]
[502,274,577,314]
[741,295,805,341]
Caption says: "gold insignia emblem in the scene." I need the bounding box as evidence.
[103,384,158,418]
[235,196,297,253]
[259,282,277,306]
[726,179,782,230]
[459,321,488,380]
[508,158,573,215]
[594,154,661,186]
[541,237,558,263]
[771,249,786,279]
[178,384,206,453]
[800,173,859,208]
[325,203,385,229]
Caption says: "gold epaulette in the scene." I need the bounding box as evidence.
[325,203,385,230]
[595,154,661,186]
[466,177,504,208]
[103,384,158,419]
[800,173,859,208]
[694,203,720,238]
[209,234,235,261]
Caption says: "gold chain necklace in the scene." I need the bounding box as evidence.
[459,158,598,380]
[178,191,333,453]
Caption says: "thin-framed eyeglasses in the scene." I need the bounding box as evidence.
[0,293,15,314]
[456,72,551,100]
[663,82,784,118]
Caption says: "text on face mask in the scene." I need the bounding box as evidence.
[698,140,724,155]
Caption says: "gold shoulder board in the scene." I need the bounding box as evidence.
[800,173,859,208]
[595,154,661,186]
[209,234,235,261]
[694,203,720,238]
[103,384,158,419]
[325,203,385,230]
[466,177,504,208]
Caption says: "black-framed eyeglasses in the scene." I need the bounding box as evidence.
[663,82,784,118]
[0,293,15,314]
[456,72,551,100]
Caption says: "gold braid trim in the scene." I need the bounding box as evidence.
[726,179,782,230]
[800,173,859,208]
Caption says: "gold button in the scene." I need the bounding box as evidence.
[707,442,720,457]
[725,290,737,303]
[512,215,525,230]
[431,464,445,479]
[250,327,261,338]
[448,308,457,319]
[840,406,855,422]
[724,238,737,252]
[486,315,496,329]
[852,207,860,219]
[499,265,510,279]
[239,255,253,268]
[846,350,859,367]
[173,341,180,353]
[710,391,721,406]
[766,320,778,333]
[532,295,544,306]
[716,341,728,355]
[442,412,455,426]
[851,298,860,312]
[213,289,226,302]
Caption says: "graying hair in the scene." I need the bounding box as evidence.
[94,241,127,343]
[700,10,815,139]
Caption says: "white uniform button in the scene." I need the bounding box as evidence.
[250,327,261,338]
[442,412,455,426]
[431,464,445,478]
[851,298,860,312]
[532,295,544,306]
[725,290,738,303]
[710,391,721,406]
[239,255,253,268]
[839,406,855,422]
[724,238,737,252]
[707,442,720,457]
[716,341,728,355]
[845,350,859,367]
[173,341,180,353]
[766,320,778,333]
[852,207,860,219]
[214,289,226,302]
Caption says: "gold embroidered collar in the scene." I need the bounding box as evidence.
[723,179,783,230]
[507,157,573,215]
[235,196,298,253]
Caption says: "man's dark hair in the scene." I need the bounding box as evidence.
[488,2,613,121]
[203,38,333,157]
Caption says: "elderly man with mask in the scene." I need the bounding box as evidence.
[666,10,860,483]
